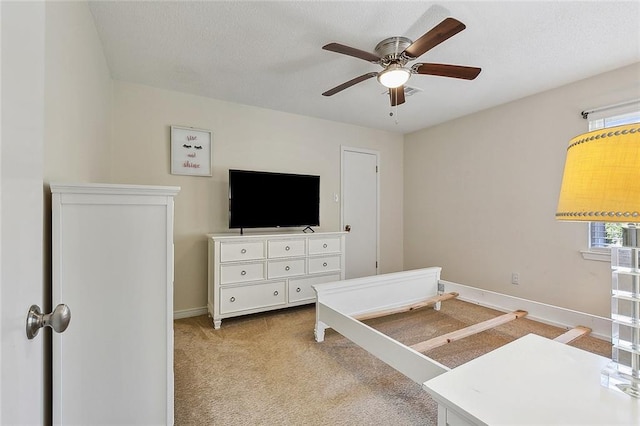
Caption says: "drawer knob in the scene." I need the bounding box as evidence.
[323,262,328,267]
[273,291,279,296]
[241,270,247,276]
[296,287,301,293]
[230,297,236,302]
[285,266,290,271]
[240,248,247,254]
[285,246,290,251]
[323,243,328,248]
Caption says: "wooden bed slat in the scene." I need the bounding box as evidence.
[410,310,528,353]
[553,326,591,344]
[353,292,459,322]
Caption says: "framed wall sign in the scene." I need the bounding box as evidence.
[170,126,212,176]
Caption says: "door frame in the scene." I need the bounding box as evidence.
[340,146,380,276]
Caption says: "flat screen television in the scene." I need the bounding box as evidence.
[229,169,320,231]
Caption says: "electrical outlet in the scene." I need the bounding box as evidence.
[511,272,520,285]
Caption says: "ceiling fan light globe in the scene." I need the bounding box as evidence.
[377,66,410,88]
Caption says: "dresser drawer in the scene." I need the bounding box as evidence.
[268,239,306,258]
[267,258,306,279]
[219,281,286,314]
[219,241,265,262]
[309,255,341,274]
[220,262,265,285]
[308,237,341,254]
[288,273,341,303]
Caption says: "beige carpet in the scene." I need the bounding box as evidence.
[174,299,610,425]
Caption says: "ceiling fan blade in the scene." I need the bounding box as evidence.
[403,17,466,58]
[322,72,378,97]
[389,86,406,107]
[322,43,380,63]
[413,63,481,80]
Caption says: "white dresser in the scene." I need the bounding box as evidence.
[207,231,347,328]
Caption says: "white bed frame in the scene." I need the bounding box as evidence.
[313,267,604,386]
[313,267,451,384]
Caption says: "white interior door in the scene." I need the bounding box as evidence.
[0,1,46,423]
[341,147,379,279]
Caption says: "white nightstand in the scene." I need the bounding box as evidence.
[423,333,639,425]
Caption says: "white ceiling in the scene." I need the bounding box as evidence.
[87,1,640,134]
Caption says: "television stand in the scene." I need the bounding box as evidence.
[302,226,314,233]
[207,231,347,328]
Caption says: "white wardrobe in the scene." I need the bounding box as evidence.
[51,183,179,425]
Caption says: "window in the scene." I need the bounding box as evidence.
[586,108,640,250]
[589,222,622,248]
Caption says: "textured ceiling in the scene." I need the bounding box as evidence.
[88,1,640,134]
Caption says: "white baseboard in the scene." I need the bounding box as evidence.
[440,280,611,341]
[173,306,208,320]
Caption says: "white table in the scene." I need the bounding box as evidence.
[423,333,639,425]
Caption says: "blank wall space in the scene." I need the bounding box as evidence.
[404,63,640,318]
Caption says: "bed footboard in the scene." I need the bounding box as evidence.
[312,267,450,385]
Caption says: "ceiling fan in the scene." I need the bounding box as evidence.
[322,17,481,107]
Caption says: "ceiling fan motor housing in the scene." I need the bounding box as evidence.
[374,36,412,66]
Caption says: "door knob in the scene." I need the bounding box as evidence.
[345,224,351,232]
[26,304,71,340]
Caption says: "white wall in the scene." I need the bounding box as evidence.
[44,1,112,183]
[109,82,404,312]
[404,62,640,318]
